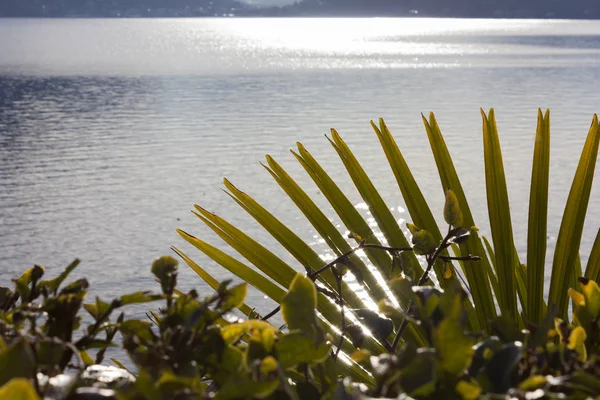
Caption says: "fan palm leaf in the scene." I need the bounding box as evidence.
[176,109,599,381]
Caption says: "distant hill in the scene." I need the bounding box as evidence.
[0,0,254,17]
[245,0,600,18]
[1,0,600,18]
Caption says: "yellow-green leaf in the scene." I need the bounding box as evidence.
[259,356,278,376]
[328,129,422,276]
[422,112,495,331]
[371,119,451,286]
[567,326,587,361]
[293,143,394,301]
[481,108,518,320]
[444,189,463,227]
[221,283,247,310]
[177,230,286,305]
[579,277,600,318]
[218,376,279,400]
[443,263,453,280]
[110,358,128,370]
[584,229,600,281]
[173,247,253,316]
[275,332,331,368]
[80,351,94,367]
[568,288,586,308]
[281,274,318,334]
[519,375,547,391]
[527,109,551,324]
[0,379,40,400]
[407,223,437,255]
[550,114,600,317]
[456,380,481,400]
[261,155,373,310]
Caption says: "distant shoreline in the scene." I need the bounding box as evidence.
[1,15,600,20]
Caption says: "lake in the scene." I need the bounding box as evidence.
[1,18,599,317]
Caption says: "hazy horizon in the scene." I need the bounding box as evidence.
[244,0,294,5]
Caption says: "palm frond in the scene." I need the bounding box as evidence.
[549,115,600,317]
[481,108,519,320]
[527,109,551,323]
[178,110,599,361]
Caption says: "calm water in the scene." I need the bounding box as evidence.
[1,18,600,316]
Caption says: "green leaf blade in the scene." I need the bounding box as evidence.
[481,108,518,319]
[549,114,600,317]
[422,113,496,330]
[527,109,551,323]
[584,228,600,281]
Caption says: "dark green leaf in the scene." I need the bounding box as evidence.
[468,337,502,378]
[120,320,155,342]
[478,342,523,394]
[151,256,178,282]
[345,324,365,348]
[0,338,37,386]
[118,292,163,306]
[43,259,81,294]
[399,349,437,397]
[353,309,394,340]
[490,314,522,342]
[83,297,112,321]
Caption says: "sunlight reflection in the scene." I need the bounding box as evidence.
[310,201,420,317]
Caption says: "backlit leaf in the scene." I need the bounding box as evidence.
[219,283,247,311]
[275,331,330,368]
[0,379,40,400]
[584,228,600,281]
[567,326,587,361]
[550,114,600,317]
[527,109,550,323]
[578,277,600,318]
[444,189,464,227]
[280,274,319,336]
[481,108,518,320]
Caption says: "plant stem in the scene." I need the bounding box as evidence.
[261,305,281,321]
[390,226,455,352]
[261,241,414,322]
[439,255,481,262]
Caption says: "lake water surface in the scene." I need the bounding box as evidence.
[1,18,599,315]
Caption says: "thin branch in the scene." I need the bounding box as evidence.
[391,225,454,352]
[261,241,415,322]
[362,244,413,253]
[261,306,281,321]
[439,255,481,262]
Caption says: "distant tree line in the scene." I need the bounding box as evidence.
[1,0,600,18]
[0,0,251,17]
[256,0,600,18]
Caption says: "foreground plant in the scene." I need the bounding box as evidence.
[0,260,148,399]
[175,109,600,397]
[2,109,598,399]
[118,257,337,400]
